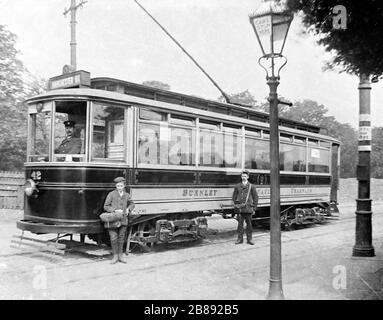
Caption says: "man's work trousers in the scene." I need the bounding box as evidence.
[237,213,253,241]
[108,226,127,255]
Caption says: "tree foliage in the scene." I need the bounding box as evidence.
[217,90,268,112]
[0,25,46,171]
[0,25,26,170]
[285,0,383,78]
[142,80,171,91]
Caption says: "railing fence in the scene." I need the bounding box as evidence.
[0,171,24,209]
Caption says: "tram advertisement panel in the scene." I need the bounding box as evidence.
[131,186,331,215]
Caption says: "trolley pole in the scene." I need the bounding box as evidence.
[64,0,87,71]
[353,73,375,257]
[70,0,77,70]
[267,76,284,300]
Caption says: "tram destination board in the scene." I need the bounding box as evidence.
[48,70,91,90]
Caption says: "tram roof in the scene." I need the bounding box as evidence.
[28,75,333,137]
[90,77,323,135]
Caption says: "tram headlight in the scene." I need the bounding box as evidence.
[24,179,38,197]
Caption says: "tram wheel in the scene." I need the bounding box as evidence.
[281,213,295,231]
[138,220,156,247]
[129,220,157,252]
[282,219,295,231]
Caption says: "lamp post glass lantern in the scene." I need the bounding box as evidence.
[249,0,293,77]
[249,0,293,300]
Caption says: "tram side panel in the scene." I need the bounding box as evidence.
[131,184,331,215]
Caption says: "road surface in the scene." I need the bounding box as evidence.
[1,202,382,300]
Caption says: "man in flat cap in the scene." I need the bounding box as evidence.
[55,120,82,154]
[232,170,258,245]
[103,177,135,264]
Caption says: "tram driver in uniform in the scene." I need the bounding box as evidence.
[55,120,82,155]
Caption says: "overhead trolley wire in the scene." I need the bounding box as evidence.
[133,0,232,104]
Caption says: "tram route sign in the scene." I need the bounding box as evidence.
[48,70,91,90]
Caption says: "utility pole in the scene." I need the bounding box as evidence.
[63,0,87,71]
[353,73,375,257]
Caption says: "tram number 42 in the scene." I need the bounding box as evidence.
[31,171,42,180]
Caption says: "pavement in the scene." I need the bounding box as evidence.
[1,202,383,300]
[205,208,382,300]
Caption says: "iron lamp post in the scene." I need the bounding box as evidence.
[249,0,293,300]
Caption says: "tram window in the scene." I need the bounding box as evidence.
[199,120,225,167]
[138,122,195,166]
[91,103,125,162]
[223,124,241,134]
[245,128,261,137]
[54,101,86,162]
[294,136,306,144]
[308,139,319,146]
[93,85,106,90]
[169,126,195,165]
[170,114,195,126]
[308,147,330,173]
[280,134,293,142]
[208,106,228,115]
[320,141,331,148]
[280,143,306,172]
[139,108,167,122]
[223,130,241,168]
[245,137,270,170]
[28,102,52,162]
[107,84,117,92]
[199,129,224,167]
[262,131,270,139]
[231,110,247,118]
[138,123,161,164]
[199,120,220,131]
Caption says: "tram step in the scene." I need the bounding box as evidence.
[11,234,66,256]
[58,240,111,257]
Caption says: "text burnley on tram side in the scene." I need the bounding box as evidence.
[17,68,341,255]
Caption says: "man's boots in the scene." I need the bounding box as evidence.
[118,239,127,264]
[235,237,243,244]
[110,238,119,264]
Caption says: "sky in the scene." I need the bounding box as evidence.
[1,0,383,129]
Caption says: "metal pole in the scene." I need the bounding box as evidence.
[70,0,77,70]
[266,76,284,299]
[353,73,375,257]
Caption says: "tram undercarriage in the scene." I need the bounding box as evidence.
[221,201,339,231]
[16,196,340,254]
[15,201,338,255]
[86,212,209,252]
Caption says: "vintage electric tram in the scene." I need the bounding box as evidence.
[16,70,340,249]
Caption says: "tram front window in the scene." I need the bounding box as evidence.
[91,103,125,162]
[28,102,52,162]
[54,101,87,162]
